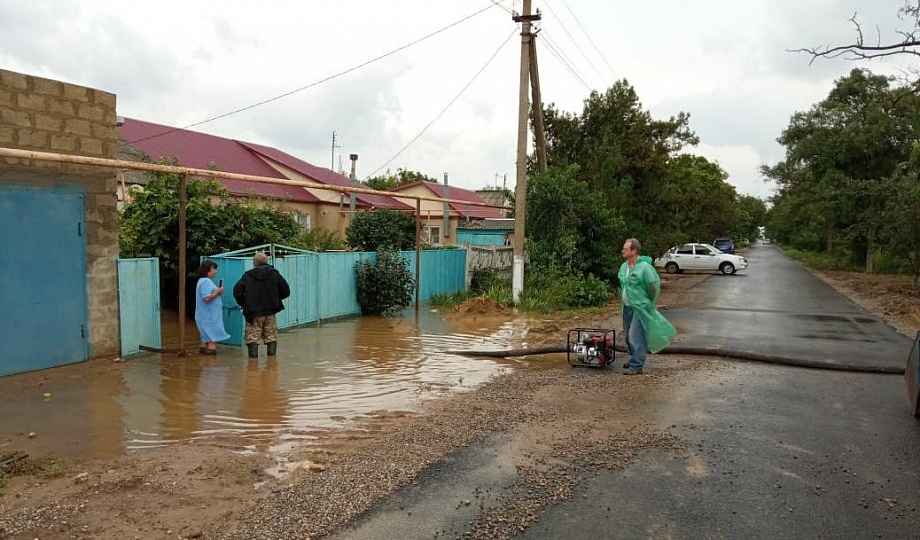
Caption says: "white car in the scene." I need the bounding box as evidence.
[654,243,748,275]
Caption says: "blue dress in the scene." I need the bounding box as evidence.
[195,277,231,343]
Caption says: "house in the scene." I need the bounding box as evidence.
[388,181,505,245]
[117,118,412,237]
[457,218,515,246]
[0,68,121,375]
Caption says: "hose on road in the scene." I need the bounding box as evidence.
[444,343,905,375]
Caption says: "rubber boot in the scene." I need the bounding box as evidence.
[266,342,277,357]
[247,343,259,358]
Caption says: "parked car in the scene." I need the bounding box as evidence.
[654,243,748,275]
[713,237,735,254]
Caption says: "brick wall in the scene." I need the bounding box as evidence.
[0,68,120,358]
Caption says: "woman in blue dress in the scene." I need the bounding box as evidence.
[195,260,231,355]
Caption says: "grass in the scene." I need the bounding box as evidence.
[780,246,857,272]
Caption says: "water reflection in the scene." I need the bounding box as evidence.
[0,307,519,460]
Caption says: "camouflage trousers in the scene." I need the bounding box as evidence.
[245,315,278,345]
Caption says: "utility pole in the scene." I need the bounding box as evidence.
[512,0,540,302]
[331,131,340,170]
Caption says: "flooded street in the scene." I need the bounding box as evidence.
[0,307,528,461]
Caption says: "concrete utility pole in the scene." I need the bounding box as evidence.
[512,0,540,302]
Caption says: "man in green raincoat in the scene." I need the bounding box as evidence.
[617,238,677,374]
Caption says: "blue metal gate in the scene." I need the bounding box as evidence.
[0,186,88,376]
[116,258,161,356]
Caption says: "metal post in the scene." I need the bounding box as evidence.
[177,173,187,356]
[415,198,421,312]
[442,172,450,242]
[349,153,358,217]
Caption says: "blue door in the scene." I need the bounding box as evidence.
[117,258,161,356]
[0,187,88,376]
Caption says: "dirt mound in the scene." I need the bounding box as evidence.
[455,296,512,316]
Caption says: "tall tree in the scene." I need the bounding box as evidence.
[763,69,919,270]
[540,80,698,230]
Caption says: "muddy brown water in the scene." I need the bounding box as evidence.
[0,308,536,461]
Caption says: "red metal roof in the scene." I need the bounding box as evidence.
[238,142,412,211]
[390,181,504,219]
[118,118,319,203]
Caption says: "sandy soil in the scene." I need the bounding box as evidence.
[0,267,916,540]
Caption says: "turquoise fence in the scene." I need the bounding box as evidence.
[206,245,467,346]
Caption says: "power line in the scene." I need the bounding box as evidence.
[130,1,510,144]
[558,0,618,79]
[540,30,592,91]
[367,28,518,179]
[542,0,608,88]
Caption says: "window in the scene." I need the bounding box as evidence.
[423,225,441,245]
[696,246,714,256]
[289,212,311,229]
[676,244,694,255]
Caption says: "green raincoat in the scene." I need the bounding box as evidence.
[618,255,677,353]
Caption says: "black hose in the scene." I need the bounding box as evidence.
[444,343,905,375]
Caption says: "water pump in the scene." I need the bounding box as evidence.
[567,328,616,368]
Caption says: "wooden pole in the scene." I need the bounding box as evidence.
[177,173,187,356]
[529,35,547,174]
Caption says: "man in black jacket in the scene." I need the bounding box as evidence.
[233,252,291,358]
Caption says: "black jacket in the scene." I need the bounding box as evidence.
[232,264,291,319]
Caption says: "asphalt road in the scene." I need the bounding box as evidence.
[327,245,920,540]
[662,244,912,371]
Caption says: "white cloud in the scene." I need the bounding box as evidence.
[0,0,916,197]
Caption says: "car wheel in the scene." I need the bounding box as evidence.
[665,262,679,274]
[720,262,734,275]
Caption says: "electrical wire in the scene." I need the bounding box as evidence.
[130,1,510,144]
[558,0,618,79]
[542,0,608,87]
[367,28,518,179]
[540,30,592,91]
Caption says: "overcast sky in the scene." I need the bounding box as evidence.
[1,0,915,199]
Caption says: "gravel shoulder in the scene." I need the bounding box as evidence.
[1,268,915,540]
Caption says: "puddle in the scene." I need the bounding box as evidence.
[0,307,524,461]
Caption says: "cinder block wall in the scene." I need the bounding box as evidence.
[0,68,120,358]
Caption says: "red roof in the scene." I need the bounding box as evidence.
[118,118,318,203]
[238,142,411,210]
[390,182,504,219]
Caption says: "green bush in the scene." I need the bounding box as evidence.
[517,269,612,313]
[355,250,416,316]
[346,209,416,251]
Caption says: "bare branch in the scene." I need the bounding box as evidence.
[793,4,920,65]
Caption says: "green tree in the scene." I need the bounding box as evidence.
[540,80,698,230]
[345,209,416,251]
[119,164,301,307]
[881,144,920,282]
[526,166,626,283]
[364,168,437,191]
[763,69,918,270]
